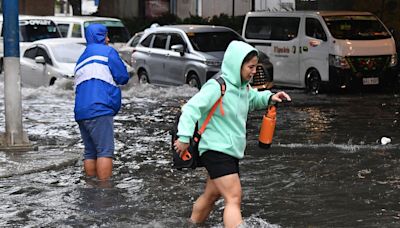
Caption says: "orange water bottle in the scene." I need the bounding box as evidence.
[258,105,276,149]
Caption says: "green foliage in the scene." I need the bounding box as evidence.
[154,13,182,25]
[181,14,209,25]
[122,17,150,36]
[209,14,245,34]
[121,13,245,36]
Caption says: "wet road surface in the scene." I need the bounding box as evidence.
[0,81,400,227]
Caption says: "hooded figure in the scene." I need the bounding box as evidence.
[74,23,129,121]
[74,24,129,181]
[177,40,274,159]
[174,40,291,227]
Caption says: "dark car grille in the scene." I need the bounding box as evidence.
[346,55,390,75]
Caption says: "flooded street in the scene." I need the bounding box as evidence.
[0,79,400,227]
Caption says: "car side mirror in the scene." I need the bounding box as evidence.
[171,44,185,56]
[35,56,46,64]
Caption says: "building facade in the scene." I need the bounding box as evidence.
[0,0,55,15]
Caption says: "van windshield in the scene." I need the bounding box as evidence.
[84,20,130,43]
[323,15,391,40]
[187,31,243,52]
[19,20,61,42]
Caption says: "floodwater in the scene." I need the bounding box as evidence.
[0,79,400,227]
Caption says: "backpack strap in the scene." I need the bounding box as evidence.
[215,76,225,116]
[215,77,226,96]
[198,77,225,135]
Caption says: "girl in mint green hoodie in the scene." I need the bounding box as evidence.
[174,41,291,227]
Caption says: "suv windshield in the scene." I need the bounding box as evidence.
[187,31,243,52]
[85,20,130,43]
[19,20,61,42]
[323,15,391,40]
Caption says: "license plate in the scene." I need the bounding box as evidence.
[363,77,379,85]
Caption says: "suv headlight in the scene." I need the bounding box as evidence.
[390,53,397,67]
[329,54,350,69]
[204,60,221,67]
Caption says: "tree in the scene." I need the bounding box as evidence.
[352,0,400,36]
[69,0,82,16]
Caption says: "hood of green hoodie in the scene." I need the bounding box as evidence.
[220,41,258,87]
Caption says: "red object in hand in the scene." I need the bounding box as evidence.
[259,105,276,149]
[181,150,192,161]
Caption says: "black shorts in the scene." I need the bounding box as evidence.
[200,150,239,179]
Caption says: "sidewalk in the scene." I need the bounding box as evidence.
[0,147,81,178]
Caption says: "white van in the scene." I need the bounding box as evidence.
[0,15,62,72]
[46,16,130,49]
[242,11,398,93]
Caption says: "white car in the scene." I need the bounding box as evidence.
[46,16,130,49]
[0,15,62,73]
[20,38,85,87]
[118,31,143,65]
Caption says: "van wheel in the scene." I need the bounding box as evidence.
[187,73,201,89]
[306,69,321,95]
[49,77,56,86]
[138,70,149,84]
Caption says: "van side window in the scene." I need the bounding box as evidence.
[168,33,185,50]
[153,33,168,49]
[245,17,300,41]
[306,18,327,41]
[141,34,153,47]
[57,23,69,37]
[71,23,82,38]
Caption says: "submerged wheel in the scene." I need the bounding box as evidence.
[187,73,200,89]
[306,69,321,95]
[49,77,56,86]
[138,70,149,84]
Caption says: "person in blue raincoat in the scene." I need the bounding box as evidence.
[74,24,129,181]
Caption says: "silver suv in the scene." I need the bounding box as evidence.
[131,25,245,89]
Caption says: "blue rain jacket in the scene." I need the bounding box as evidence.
[74,24,129,121]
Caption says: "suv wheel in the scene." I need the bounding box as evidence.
[306,69,321,95]
[138,71,149,84]
[187,73,200,89]
[49,77,56,86]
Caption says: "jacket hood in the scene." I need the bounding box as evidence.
[85,24,107,44]
[220,40,257,87]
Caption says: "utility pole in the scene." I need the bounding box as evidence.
[232,0,235,16]
[0,0,33,152]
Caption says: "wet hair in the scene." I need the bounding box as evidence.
[241,50,258,66]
